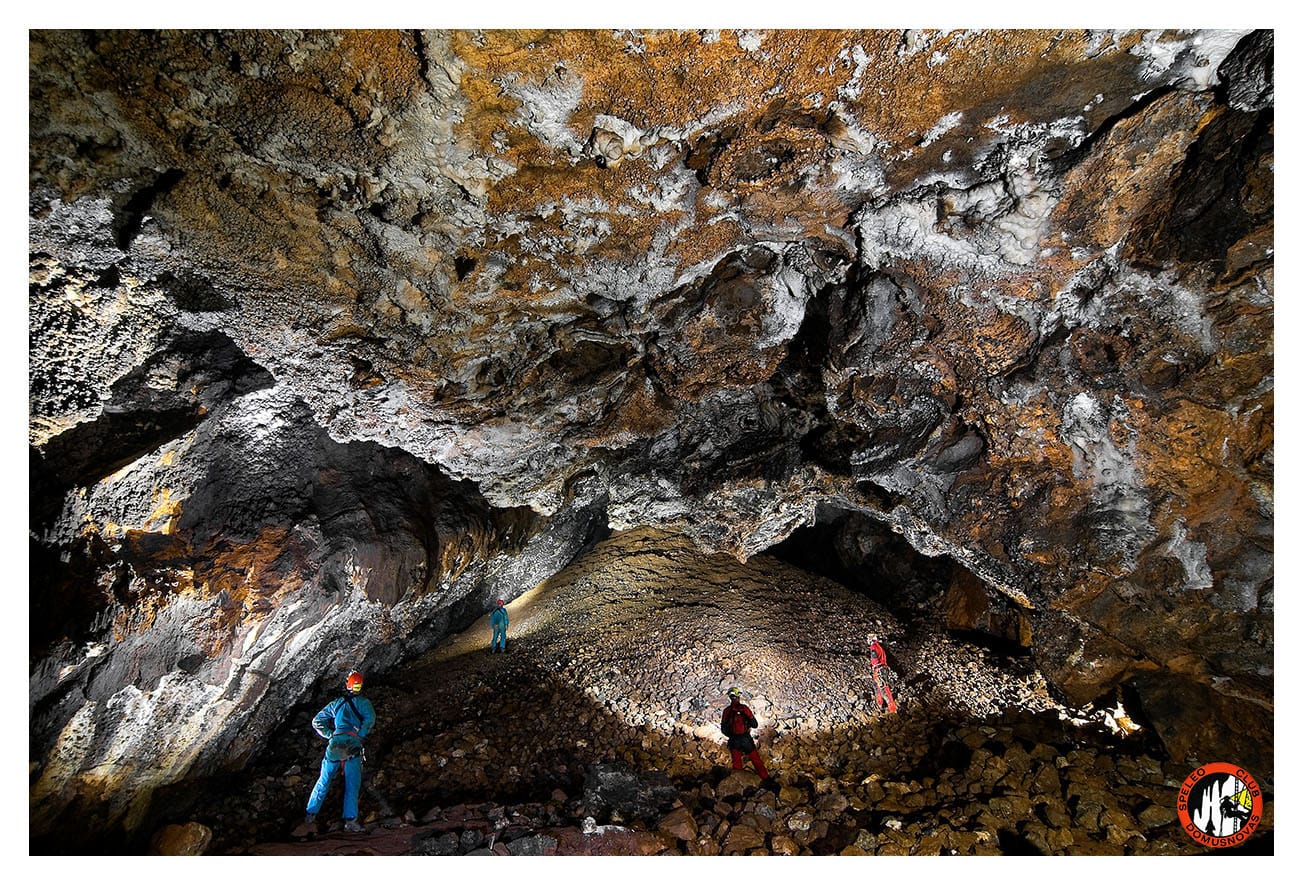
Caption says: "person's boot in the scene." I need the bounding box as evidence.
[343,819,364,833]
[291,813,317,838]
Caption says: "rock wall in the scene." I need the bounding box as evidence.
[29,29,1273,842]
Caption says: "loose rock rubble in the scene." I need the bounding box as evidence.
[189,530,1271,855]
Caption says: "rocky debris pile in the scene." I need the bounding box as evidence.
[220,711,1272,856]
[482,529,1055,737]
[409,801,563,856]
[648,718,1222,856]
[190,529,1272,855]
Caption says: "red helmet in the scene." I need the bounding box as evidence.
[496,599,505,606]
[346,671,364,692]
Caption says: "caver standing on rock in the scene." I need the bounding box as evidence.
[302,670,376,834]
[720,687,770,779]
[867,634,898,714]
[490,598,509,652]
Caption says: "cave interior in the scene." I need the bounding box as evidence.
[28,28,1273,856]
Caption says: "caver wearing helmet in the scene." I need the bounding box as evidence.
[866,635,897,714]
[719,686,770,779]
[490,598,510,653]
[302,670,377,833]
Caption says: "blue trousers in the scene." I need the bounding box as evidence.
[492,626,507,650]
[306,754,362,820]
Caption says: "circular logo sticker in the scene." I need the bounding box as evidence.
[1176,762,1263,848]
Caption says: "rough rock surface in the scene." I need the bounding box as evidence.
[29,29,1273,846]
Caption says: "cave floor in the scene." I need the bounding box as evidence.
[195,530,1271,856]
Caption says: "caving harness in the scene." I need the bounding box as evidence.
[325,694,368,762]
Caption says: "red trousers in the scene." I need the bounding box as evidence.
[873,670,897,713]
[731,748,770,779]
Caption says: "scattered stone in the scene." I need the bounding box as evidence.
[1043,801,1072,829]
[779,785,808,807]
[686,836,721,856]
[656,807,699,842]
[149,822,212,856]
[770,834,799,855]
[814,792,849,817]
[1049,828,1076,851]
[717,770,762,798]
[1138,803,1178,828]
[411,830,461,856]
[507,834,558,855]
[787,810,814,832]
[722,824,766,854]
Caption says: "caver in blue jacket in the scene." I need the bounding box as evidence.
[305,672,376,827]
[490,599,509,652]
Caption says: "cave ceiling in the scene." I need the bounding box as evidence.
[28,28,1273,841]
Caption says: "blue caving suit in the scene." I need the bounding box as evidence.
[490,604,509,651]
[305,693,376,822]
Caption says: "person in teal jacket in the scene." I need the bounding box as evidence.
[303,670,376,832]
[490,598,509,652]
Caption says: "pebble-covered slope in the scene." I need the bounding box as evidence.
[429,527,1056,736]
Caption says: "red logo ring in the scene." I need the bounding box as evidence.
[1176,762,1263,849]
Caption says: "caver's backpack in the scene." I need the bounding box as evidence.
[721,704,750,737]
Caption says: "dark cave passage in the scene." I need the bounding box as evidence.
[766,507,1032,658]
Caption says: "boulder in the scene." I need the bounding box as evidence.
[787,810,814,833]
[656,807,699,843]
[581,763,679,824]
[717,770,762,798]
[411,830,461,856]
[721,824,766,855]
[149,822,212,856]
[770,834,799,855]
[1138,803,1178,829]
